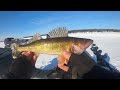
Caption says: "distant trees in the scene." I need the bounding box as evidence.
[68,29,120,33]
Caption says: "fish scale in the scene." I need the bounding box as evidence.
[12,37,93,57]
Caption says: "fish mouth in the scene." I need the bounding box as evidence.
[84,39,93,49]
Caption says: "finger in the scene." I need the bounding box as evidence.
[21,51,29,56]
[33,54,37,61]
[62,51,71,60]
[57,55,66,65]
[32,55,37,65]
[28,52,37,66]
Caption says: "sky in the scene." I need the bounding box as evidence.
[0,11,120,40]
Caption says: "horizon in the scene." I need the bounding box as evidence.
[1,11,120,40]
[0,29,120,42]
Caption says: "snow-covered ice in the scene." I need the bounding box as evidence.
[35,54,58,70]
[0,42,5,48]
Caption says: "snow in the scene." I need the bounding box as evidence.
[0,42,5,48]
[35,54,58,70]
[1,32,120,71]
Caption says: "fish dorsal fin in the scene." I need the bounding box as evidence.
[48,27,68,38]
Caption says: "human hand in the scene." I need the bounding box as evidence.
[57,55,66,66]
[21,51,37,66]
[57,55,69,72]
[57,51,72,72]
[57,51,71,66]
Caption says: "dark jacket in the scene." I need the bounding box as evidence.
[1,55,34,79]
[67,51,96,79]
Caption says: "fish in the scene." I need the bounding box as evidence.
[11,37,93,57]
[11,37,94,66]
